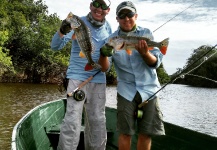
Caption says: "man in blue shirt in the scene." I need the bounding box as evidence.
[51,0,112,149]
[99,1,165,150]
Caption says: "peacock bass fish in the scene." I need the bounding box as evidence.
[107,36,169,55]
[66,12,101,71]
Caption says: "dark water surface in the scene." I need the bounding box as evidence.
[0,83,65,149]
[1,83,217,149]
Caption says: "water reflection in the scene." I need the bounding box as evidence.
[0,83,117,149]
[0,83,65,149]
[1,83,217,150]
[159,84,217,136]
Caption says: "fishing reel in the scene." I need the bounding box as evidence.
[67,89,85,101]
[135,100,149,119]
[135,109,143,119]
[73,90,85,101]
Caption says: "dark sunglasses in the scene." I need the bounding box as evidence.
[92,1,109,10]
[118,12,135,19]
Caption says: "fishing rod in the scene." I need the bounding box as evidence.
[67,70,101,101]
[138,44,217,108]
[153,0,198,33]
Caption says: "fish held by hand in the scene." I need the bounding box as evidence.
[107,36,169,55]
[66,12,102,71]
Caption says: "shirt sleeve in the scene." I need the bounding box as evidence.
[141,28,163,68]
[50,30,74,50]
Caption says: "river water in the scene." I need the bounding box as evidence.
[0,83,217,149]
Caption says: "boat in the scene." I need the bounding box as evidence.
[11,98,217,150]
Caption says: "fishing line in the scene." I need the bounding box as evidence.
[178,46,217,83]
[138,0,216,107]
[185,74,217,83]
[153,0,198,32]
[139,44,217,107]
[183,48,217,76]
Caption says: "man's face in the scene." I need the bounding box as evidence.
[116,9,137,32]
[90,0,110,21]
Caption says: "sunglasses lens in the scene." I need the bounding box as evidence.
[101,4,108,10]
[118,14,126,19]
[93,1,100,8]
[92,1,109,10]
[128,12,135,18]
[118,12,135,19]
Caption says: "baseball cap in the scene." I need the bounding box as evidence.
[116,1,137,15]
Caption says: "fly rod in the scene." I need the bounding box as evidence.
[138,44,217,108]
[67,70,101,99]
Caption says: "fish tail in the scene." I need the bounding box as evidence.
[159,38,169,55]
[148,47,154,50]
[85,63,101,71]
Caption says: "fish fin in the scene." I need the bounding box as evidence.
[126,49,132,55]
[148,47,154,50]
[85,63,101,71]
[72,34,76,39]
[159,38,169,55]
[79,51,86,58]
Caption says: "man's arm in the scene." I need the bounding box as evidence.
[98,44,114,72]
[98,55,110,72]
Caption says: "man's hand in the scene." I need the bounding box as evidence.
[136,40,157,66]
[135,40,149,56]
[59,19,72,35]
[100,44,114,57]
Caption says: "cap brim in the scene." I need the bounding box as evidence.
[117,6,136,15]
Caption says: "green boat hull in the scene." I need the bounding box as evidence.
[12,99,217,150]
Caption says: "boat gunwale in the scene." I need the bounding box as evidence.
[11,98,65,150]
[11,98,217,150]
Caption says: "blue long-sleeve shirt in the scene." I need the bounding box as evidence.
[109,26,163,102]
[51,16,112,83]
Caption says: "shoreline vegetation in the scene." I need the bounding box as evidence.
[0,63,169,85]
[0,1,216,88]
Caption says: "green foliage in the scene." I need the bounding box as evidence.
[106,63,117,84]
[0,0,70,82]
[157,63,170,84]
[0,31,15,76]
[173,45,217,88]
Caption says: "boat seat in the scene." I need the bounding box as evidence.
[45,124,85,149]
[45,124,114,135]
[45,124,85,134]
[45,124,114,149]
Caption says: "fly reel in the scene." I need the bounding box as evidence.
[135,109,143,119]
[135,100,148,119]
[73,90,85,101]
[67,89,85,101]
